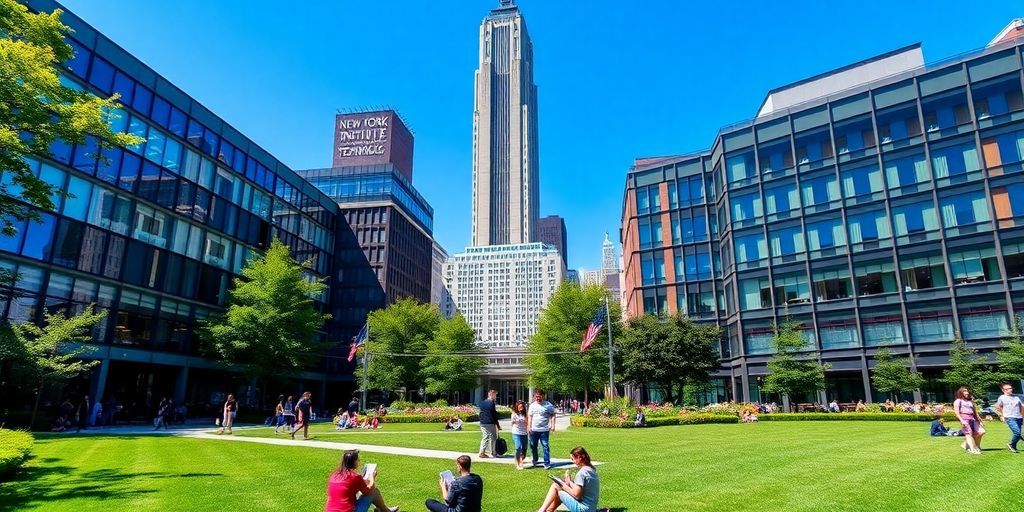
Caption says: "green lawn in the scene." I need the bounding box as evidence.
[3,422,1023,512]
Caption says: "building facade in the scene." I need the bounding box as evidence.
[537,215,568,267]
[431,241,455,318]
[3,0,358,416]
[622,29,1024,404]
[443,243,564,404]
[471,0,540,246]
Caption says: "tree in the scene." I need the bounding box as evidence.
[420,314,486,397]
[762,317,829,409]
[942,336,1000,393]
[618,313,720,403]
[200,239,330,399]
[996,314,1024,381]
[356,298,439,396]
[870,348,925,401]
[1,0,142,236]
[525,282,621,400]
[11,305,107,428]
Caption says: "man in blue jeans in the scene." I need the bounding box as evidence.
[995,382,1024,453]
[527,390,556,469]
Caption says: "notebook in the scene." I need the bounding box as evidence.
[440,470,455,486]
[362,463,377,479]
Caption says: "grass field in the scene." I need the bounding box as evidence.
[2,421,1023,512]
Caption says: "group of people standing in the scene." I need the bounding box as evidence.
[952,383,1023,455]
[478,389,558,470]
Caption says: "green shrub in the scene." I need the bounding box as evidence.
[0,429,34,479]
[756,412,956,422]
[570,413,739,428]
[376,412,480,423]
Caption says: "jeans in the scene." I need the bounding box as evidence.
[479,424,497,456]
[425,498,448,512]
[530,430,550,466]
[512,433,528,459]
[1006,417,1023,449]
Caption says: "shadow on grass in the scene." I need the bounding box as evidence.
[0,456,222,512]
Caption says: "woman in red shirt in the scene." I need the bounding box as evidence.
[325,450,400,512]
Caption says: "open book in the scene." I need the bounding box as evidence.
[362,463,377,479]
[440,470,455,486]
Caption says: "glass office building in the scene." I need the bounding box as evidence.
[622,29,1024,404]
[1,0,358,418]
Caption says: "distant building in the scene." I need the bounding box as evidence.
[431,242,455,318]
[537,215,567,267]
[333,110,414,181]
[601,232,618,276]
[580,269,603,286]
[566,269,580,283]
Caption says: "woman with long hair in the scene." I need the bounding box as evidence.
[538,446,600,512]
[325,449,399,512]
[283,395,296,432]
[216,394,236,435]
[953,386,986,455]
[273,395,286,433]
[510,400,529,470]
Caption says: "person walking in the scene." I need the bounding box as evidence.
[283,395,296,433]
[510,400,529,470]
[75,395,90,433]
[217,394,237,435]
[953,386,985,454]
[153,397,170,430]
[325,449,400,512]
[273,395,286,433]
[477,390,500,458]
[527,390,557,469]
[995,382,1024,453]
[291,391,312,440]
[425,455,483,512]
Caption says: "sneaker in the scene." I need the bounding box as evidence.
[1009,444,1019,454]
[970,449,982,455]
[478,453,490,458]
[543,465,551,470]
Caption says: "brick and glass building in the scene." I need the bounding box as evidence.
[0,1,381,418]
[537,215,567,267]
[622,24,1024,404]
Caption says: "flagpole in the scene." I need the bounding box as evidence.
[360,324,368,411]
[604,295,615,398]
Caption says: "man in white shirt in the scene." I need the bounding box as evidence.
[995,382,1024,453]
[527,390,556,469]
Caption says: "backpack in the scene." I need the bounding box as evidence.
[495,436,508,456]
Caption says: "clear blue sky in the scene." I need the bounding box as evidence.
[60,0,1022,270]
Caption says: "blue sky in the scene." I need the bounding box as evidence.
[61,0,1022,270]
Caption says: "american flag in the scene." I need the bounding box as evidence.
[347,323,368,362]
[580,304,607,353]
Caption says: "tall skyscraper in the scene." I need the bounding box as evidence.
[537,215,567,267]
[601,232,618,275]
[471,0,540,246]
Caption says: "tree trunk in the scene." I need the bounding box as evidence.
[29,377,44,431]
[660,382,674,404]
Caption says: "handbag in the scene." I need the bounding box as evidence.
[495,436,508,456]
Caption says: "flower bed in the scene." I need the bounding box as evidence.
[0,429,34,480]
[571,413,738,428]
[370,403,510,423]
[756,412,957,422]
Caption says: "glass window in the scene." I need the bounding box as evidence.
[145,129,166,165]
[685,251,711,280]
[931,142,980,178]
[21,213,56,260]
[841,163,884,199]
[806,218,846,250]
[801,174,840,207]
[981,130,1024,170]
[939,192,989,227]
[892,201,940,235]
[765,183,799,214]
[1003,240,1024,278]
[876,104,922,144]
[740,277,771,310]
[65,39,91,78]
[960,311,1008,339]
[847,210,891,243]
[973,76,1024,119]
[651,217,663,248]
[948,246,1000,284]
[132,85,153,114]
[730,192,762,221]
[854,260,898,296]
[641,257,655,286]
[773,271,810,305]
[204,232,231,269]
[884,153,929,189]
[813,266,852,301]
[638,218,652,249]
[922,91,970,132]
[758,139,794,174]
[87,57,115,93]
[726,152,754,183]
[769,225,805,257]
[900,253,947,290]
[863,318,905,346]
[795,129,833,167]
[910,315,954,343]
[744,331,774,355]
[133,204,171,248]
[62,176,93,221]
[51,219,83,268]
[820,322,859,349]
[734,233,767,264]
[186,224,203,260]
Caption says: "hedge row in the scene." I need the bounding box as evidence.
[373,410,511,423]
[756,412,957,422]
[0,429,34,479]
[571,413,740,428]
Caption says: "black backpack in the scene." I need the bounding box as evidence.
[495,436,508,456]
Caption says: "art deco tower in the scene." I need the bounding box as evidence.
[471,0,540,246]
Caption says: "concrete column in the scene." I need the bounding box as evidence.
[860,362,873,403]
[740,370,751,403]
[89,359,110,426]
[175,367,188,403]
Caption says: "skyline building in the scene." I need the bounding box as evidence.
[471,0,540,246]
[431,241,455,318]
[621,23,1024,405]
[537,215,568,267]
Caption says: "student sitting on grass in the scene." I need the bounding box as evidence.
[633,407,646,427]
[445,416,463,431]
[325,449,400,512]
[426,455,482,512]
[930,417,962,436]
[537,447,599,512]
